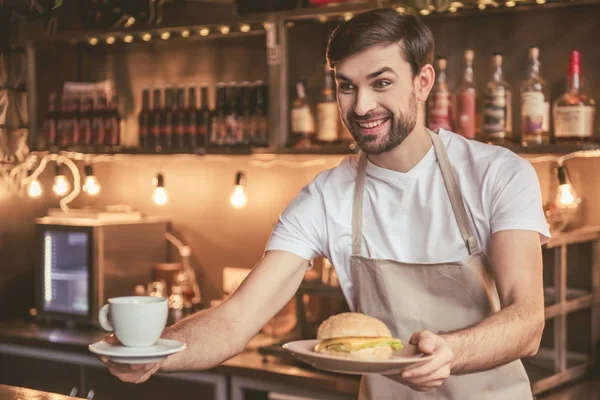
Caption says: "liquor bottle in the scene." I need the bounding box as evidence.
[552,50,596,142]
[225,83,241,145]
[455,50,476,139]
[240,82,252,146]
[252,80,269,147]
[211,83,227,147]
[316,63,339,145]
[42,92,59,148]
[162,86,174,148]
[483,53,512,143]
[104,95,121,147]
[427,57,453,132]
[186,86,198,149]
[71,96,81,146]
[198,85,211,149]
[91,93,106,147]
[150,88,162,150]
[79,95,94,146]
[174,87,186,149]
[57,94,72,147]
[520,47,549,145]
[290,76,315,148]
[138,88,151,148]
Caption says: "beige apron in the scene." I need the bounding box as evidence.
[352,130,533,399]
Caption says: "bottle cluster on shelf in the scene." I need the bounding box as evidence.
[290,63,355,150]
[428,47,597,145]
[41,81,122,151]
[138,81,269,152]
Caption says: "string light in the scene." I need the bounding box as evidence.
[396,7,406,13]
[106,36,116,44]
[240,24,251,33]
[53,163,70,197]
[152,173,168,206]
[181,30,191,38]
[160,32,171,40]
[262,22,272,31]
[82,164,100,196]
[199,28,210,36]
[230,171,248,209]
[220,25,230,35]
[27,169,42,198]
[124,35,134,43]
[142,33,152,42]
[505,1,516,6]
[89,38,98,46]
[420,9,431,15]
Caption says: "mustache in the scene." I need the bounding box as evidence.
[347,111,391,122]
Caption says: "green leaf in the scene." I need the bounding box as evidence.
[53,0,63,9]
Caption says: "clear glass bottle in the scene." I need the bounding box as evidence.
[427,56,453,132]
[316,63,339,145]
[483,53,512,143]
[552,50,596,142]
[455,50,476,139]
[290,76,315,148]
[520,47,549,145]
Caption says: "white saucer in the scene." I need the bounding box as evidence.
[282,340,433,375]
[89,338,186,364]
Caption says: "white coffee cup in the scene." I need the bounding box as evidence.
[98,296,168,347]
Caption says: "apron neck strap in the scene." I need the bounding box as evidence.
[351,131,480,256]
[429,130,479,255]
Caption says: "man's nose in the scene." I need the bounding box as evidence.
[353,89,377,117]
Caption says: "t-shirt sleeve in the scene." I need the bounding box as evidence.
[488,154,551,244]
[265,178,326,261]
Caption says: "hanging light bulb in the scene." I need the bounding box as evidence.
[152,173,168,206]
[28,170,42,199]
[82,164,101,196]
[230,171,248,209]
[555,165,579,208]
[53,163,70,197]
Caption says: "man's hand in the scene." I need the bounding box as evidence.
[386,330,454,392]
[98,334,163,384]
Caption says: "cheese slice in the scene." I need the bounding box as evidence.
[315,337,403,353]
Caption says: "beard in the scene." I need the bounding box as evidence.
[345,92,418,155]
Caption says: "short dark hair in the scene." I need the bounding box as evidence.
[326,8,435,77]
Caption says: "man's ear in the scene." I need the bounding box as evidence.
[414,64,435,103]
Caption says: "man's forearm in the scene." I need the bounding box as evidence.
[158,301,248,372]
[441,301,544,375]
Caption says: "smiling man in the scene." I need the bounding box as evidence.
[102,8,549,399]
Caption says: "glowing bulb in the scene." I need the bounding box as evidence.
[506,1,516,6]
[478,3,486,9]
[152,174,168,206]
[262,22,272,31]
[53,175,70,196]
[28,179,42,198]
[124,35,134,43]
[318,15,327,23]
[106,36,116,44]
[220,25,230,35]
[344,13,353,21]
[449,6,457,12]
[396,7,406,13]
[451,1,464,6]
[557,184,577,207]
[153,187,168,206]
[199,28,210,36]
[240,24,251,33]
[420,9,431,15]
[83,176,101,196]
[536,0,546,3]
[181,29,190,38]
[142,33,152,42]
[161,32,171,40]
[89,37,98,46]
[230,185,247,209]
[230,171,248,209]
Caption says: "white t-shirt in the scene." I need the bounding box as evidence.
[266,129,551,310]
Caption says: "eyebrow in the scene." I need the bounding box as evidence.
[336,66,398,82]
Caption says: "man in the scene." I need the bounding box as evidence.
[102,8,549,399]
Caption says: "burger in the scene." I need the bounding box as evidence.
[314,312,403,360]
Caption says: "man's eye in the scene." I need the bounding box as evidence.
[373,80,391,89]
[338,83,355,92]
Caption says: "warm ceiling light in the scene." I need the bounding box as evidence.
[106,36,115,44]
[89,37,98,45]
[262,22,272,30]
[199,27,210,36]
[124,35,133,43]
[536,0,546,3]
[420,9,431,15]
[478,3,486,9]
[449,6,458,11]
[220,25,230,35]
[240,24,251,33]
[506,1,516,6]
[181,29,190,38]
[160,32,171,40]
[318,15,327,23]
[142,33,152,41]
[396,7,406,13]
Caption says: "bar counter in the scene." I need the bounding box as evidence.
[0,383,82,399]
[0,319,598,399]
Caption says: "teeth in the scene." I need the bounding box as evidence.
[358,118,386,129]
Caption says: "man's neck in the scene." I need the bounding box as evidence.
[367,125,432,173]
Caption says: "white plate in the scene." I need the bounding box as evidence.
[282,340,433,375]
[89,338,186,364]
